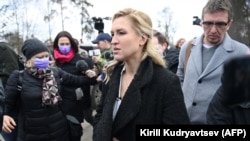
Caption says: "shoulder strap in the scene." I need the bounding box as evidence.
[17,70,24,92]
[184,38,195,74]
[0,78,4,96]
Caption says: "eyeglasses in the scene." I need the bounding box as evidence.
[202,21,229,29]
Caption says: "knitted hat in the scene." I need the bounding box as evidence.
[22,39,49,60]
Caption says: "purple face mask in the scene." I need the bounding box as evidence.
[58,45,71,55]
[33,57,50,69]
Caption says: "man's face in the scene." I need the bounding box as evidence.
[202,11,231,46]
[97,40,107,51]
[152,36,166,55]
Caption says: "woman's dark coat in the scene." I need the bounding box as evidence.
[55,53,95,123]
[4,67,96,141]
[93,57,190,141]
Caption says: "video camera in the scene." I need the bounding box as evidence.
[193,16,201,26]
[92,17,112,34]
[92,17,104,33]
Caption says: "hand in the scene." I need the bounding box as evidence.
[96,74,103,82]
[92,56,99,63]
[113,137,120,141]
[85,69,96,78]
[2,115,16,133]
[49,60,55,67]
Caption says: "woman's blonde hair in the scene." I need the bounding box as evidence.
[105,8,166,83]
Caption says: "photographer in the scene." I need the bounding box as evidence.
[91,33,113,73]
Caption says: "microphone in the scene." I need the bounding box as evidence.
[76,60,89,72]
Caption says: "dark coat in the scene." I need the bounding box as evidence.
[0,42,19,87]
[0,42,19,131]
[163,47,180,74]
[4,67,96,141]
[55,53,96,123]
[93,57,190,141]
[207,86,250,124]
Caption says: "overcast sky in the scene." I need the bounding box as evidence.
[80,0,208,44]
[1,0,208,44]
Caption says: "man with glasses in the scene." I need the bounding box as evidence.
[176,0,249,124]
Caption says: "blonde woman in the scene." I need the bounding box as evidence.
[93,8,190,141]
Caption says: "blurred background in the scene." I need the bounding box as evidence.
[0,0,249,55]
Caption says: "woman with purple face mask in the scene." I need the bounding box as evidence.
[2,38,97,141]
[52,31,97,141]
[33,57,50,68]
[58,45,71,54]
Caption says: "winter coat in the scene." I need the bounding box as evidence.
[93,57,190,141]
[207,86,250,124]
[55,53,96,123]
[4,67,96,141]
[163,47,180,74]
[176,33,250,124]
[0,42,19,87]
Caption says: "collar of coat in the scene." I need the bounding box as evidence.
[104,56,156,133]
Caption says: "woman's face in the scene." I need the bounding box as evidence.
[111,16,145,62]
[58,37,71,47]
[27,51,49,67]
[178,39,185,48]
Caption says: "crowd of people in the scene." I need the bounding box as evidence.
[0,0,249,141]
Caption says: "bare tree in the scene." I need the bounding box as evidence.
[0,0,94,47]
[0,0,22,53]
[44,0,57,41]
[21,0,40,40]
[51,0,66,31]
[3,32,24,54]
[228,0,250,47]
[156,7,176,45]
[71,0,94,40]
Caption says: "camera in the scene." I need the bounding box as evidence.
[193,16,201,26]
[92,17,104,33]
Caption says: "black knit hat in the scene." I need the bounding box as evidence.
[22,38,49,60]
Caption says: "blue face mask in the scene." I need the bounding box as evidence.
[58,45,71,54]
[33,57,50,69]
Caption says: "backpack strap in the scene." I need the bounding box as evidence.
[0,78,4,96]
[184,38,195,74]
[17,70,24,92]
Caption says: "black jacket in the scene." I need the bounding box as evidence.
[0,42,19,87]
[4,67,96,141]
[163,47,180,74]
[207,86,250,124]
[93,57,190,141]
[55,53,96,123]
